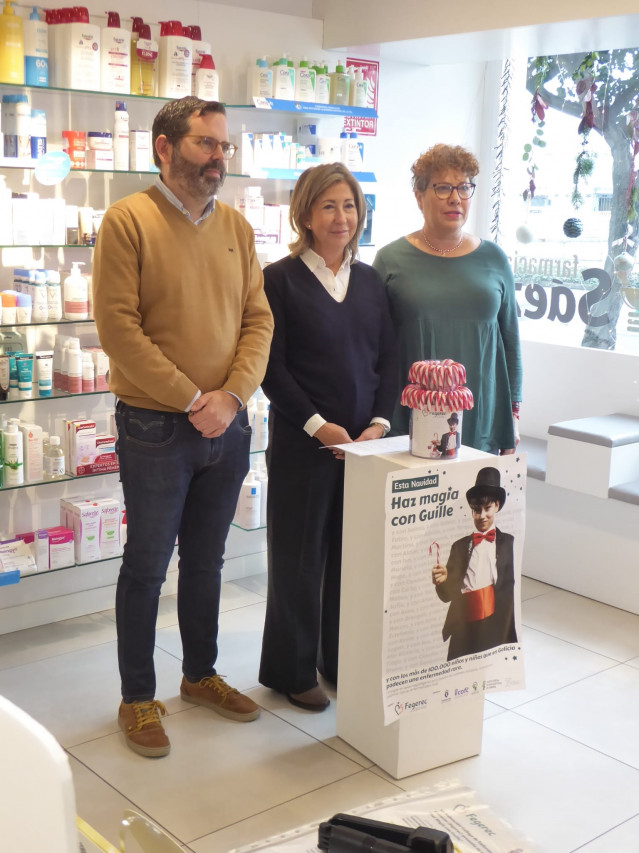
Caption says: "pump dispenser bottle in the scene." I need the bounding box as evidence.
[158,21,192,98]
[247,57,272,101]
[63,262,88,320]
[23,7,48,86]
[0,0,24,84]
[130,20,157,97]
[329,60,350,105]
[195,54,219,100]
[101,11,130,93]
[188,25,211,95]
[294,58,315,102]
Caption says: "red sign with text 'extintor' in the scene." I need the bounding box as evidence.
[345,57,379,136]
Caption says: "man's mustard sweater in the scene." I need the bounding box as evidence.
[92,186,273,412]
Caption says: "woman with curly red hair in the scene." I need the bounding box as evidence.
[374,143,522,454]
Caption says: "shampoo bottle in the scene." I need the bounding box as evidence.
[113,101,129,171]
[329,60,350,105]
[63,262,88,320]
[187,25,211,95]
[195,54,219,101]
[45,269,62,321]
[158,20,192,99]
[272,55,294,100]
[294,58,315,102]
[23,6,48,87]
[3,422,24,486]
[101,11,130,94]
[247,57,272,101]
[352,67,368,107]
[0,0,24,85]
[66,6,100,91]
[314,63,330,104]
[130,20,157,97]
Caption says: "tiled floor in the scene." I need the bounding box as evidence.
[1,573,639,852]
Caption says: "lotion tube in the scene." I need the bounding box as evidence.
[35,350,53,396]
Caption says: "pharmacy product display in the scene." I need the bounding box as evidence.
[401,360,474,459]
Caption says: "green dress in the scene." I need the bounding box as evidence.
[373,238,522,453]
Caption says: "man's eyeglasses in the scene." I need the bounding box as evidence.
[430,182,476,200]
[182,135,237,160]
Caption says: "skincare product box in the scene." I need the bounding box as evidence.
[0,537,38,576]
[68,419,96,475]
[86,149,114,170]
[75,433,118,476]
[47,526,74,570]
[61,498,101,563]
[129,130,151,171]
[96,497,121,558]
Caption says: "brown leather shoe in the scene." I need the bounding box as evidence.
[118,700,170,757]
[180,675,260,721]
[287,685,330,712]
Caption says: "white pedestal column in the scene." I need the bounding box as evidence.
[336,445,489,779]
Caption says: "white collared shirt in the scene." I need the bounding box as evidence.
[462,526,498,592]
[300,247,351,303]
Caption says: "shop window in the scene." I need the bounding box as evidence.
[494,52,639,353]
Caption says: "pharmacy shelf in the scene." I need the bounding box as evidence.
[1,468,119,493]
[229,98,377,118]
[0,81,169,104]
[241,167,375,182]
[0,245,93,250]
[9,553,124,585]
[1,389,111,406]
[231,522,265,531]
[0,317,95,329]
[0,158,158,175]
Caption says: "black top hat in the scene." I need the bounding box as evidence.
[447,412,459,426]
[466,466,506,509]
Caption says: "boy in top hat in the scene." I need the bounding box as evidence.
[432,466,518,661]
[439,412,461,457]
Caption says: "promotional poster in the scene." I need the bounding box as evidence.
[382,454,526,724]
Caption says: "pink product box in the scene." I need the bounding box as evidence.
[75,434,119,476]
[46,526,75,570]
[69,419,96,475]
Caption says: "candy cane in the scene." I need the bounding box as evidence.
[429,541,440,564]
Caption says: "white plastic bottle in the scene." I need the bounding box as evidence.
[352,67,368,107]
[329,60,350,105]
[32,269,48,322]
[3,422,24,486]
[43,435,65,480]
[195,54,219,101]
[236,473,261,529]
[23,6,48,87]
[81,351,95,392]
[347,132,363,171]
[247,57,272,101]
[113,101,129,171]
[101,11,130,94]
[252,461,268,528]
[158,20,192,99]
[63,262,88,320]
[272,55,294,100]
[45,269,62,321]
[66,6,100,91]
[66,337,82,394]
[294,58,315,102]
[314,63,330,104]
[339,127,349,166]
[0,0,24,85]
[254,399,269,451]
[187,24,210,95]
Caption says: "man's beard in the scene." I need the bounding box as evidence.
[170,145,226,200]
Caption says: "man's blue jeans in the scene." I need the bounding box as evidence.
[115,401,251,703]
